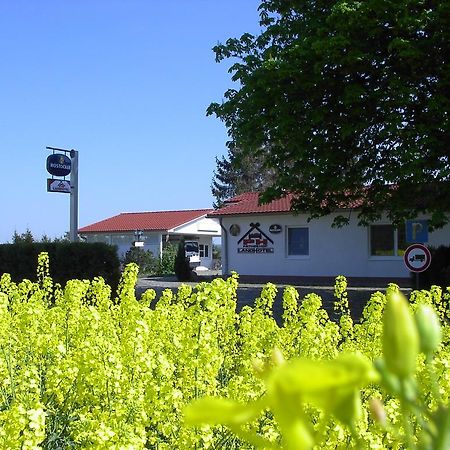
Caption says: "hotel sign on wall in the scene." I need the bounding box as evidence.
[238,223,274,254]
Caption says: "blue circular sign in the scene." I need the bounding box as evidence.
[47,154,71,177]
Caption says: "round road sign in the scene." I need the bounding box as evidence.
[404,244,431,273]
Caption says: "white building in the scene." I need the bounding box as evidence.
[79,209,221,269]
[209,193,450,286]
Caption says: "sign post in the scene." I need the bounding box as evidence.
[403,243,432,290]
[69,150,79,242]
[46,147,79,242]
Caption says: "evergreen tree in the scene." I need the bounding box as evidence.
[12,228,34,244]
[174,240,191,281]
[211,145,275,208]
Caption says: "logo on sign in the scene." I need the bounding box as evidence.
[406,220,429,243]
[269,224,282,234]
[238,223,274,254]
[46,154,71,177]
[47,178,71,193]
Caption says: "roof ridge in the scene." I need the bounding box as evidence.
[79,208,217,233]
[118,208,213,215]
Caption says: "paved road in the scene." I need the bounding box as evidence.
[135,276,408,324]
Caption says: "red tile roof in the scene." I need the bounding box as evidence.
[209,192,293,216]
[79,209,213,233]
[209,192,364,216]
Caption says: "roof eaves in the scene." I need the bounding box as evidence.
[167,213,210,232]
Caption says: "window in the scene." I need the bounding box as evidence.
[287,227,309,256]
[370,224,407,256]
[111,234,132,245]
[88,234,111,244]
[199,244,209,258]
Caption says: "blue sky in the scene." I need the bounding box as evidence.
[0,0,262,243]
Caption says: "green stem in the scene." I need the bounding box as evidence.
[1,342,16,402]
[349,423,366,449]
[65,308,70,351]
[400,380,416,450]
[194,320,202,400]
[229,424,279,449]
[425,355,441,407]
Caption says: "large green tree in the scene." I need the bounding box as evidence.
[208,0,450,227]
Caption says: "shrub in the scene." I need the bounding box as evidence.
[417,245,450,290]
[122,247,158,275]
[174,240,191,281]
[157,243,177,275]
[0,242,120,288]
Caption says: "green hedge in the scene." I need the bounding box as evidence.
[417,245,450,290]
[0,242,121,288]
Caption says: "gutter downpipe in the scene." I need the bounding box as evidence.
[219,217,229,276]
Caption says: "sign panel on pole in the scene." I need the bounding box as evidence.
[404,243,432,273]
[405,220,429,243]
[46,154,71,177]
[47,178,71,193]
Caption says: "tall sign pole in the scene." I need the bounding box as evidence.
[69,150,79,242]
[46,147,79,242]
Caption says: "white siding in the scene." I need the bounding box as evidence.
[84,232,162,260]
[220,213,450,279]
[171,217,221,236]
[198,236,214,269]
[140,233,162,258]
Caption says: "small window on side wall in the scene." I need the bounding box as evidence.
[370,224,407,256]
[287,227,309,256]
[199,244,209,258]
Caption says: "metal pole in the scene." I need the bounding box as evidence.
[219,218,228,276]
[69,150,79,242]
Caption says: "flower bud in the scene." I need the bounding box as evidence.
[415,304,442,357]
[251,358,266,377]
[271,347,285,367]
[382,291,419,379]
[369,398,387,426]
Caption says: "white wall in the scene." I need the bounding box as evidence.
[168,234,215,269]
[81,218,220,267]
[169,217,220,269]
[198,235,214,269]
[171,216,221,236]
[140,233,162,259]
[83,232,162,260]
[220,213,450,279]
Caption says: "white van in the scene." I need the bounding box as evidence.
[184,241,200,266]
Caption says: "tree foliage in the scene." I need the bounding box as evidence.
[174,240,191,281]
[12,228,34,244]
[159,243,178,275]
[11,229,70,244]
[121,243,177,276]
[208,0,450,227]
[122,247,158,275]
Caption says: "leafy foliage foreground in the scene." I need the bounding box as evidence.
[0,254,449,449]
